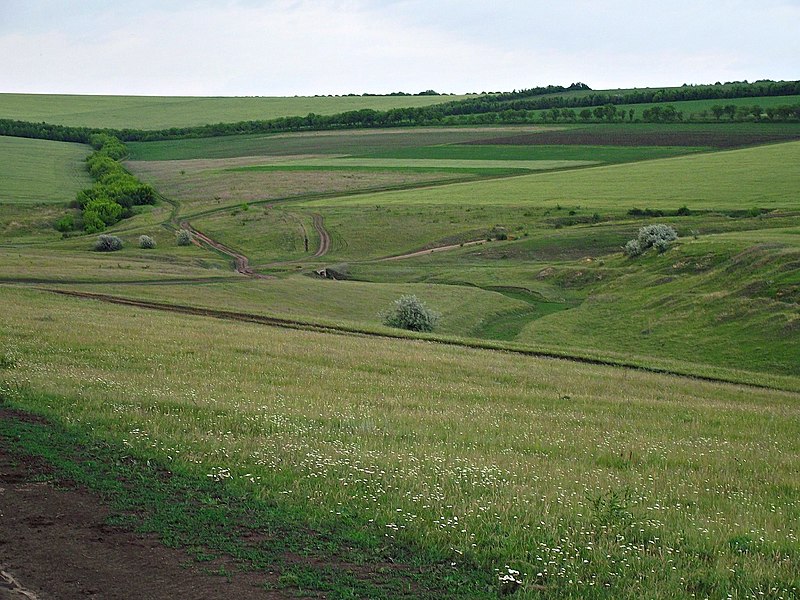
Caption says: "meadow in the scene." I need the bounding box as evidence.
[1,287,798,599]
[1,98,799,598]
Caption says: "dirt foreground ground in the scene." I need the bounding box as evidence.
[0,410,292,600]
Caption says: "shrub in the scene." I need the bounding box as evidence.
[84,197,123,225]
[638,224,678,247]
[139,235,156,249]
[83,211,106,234]
[55,214,75,232]
[491,226,508,240]
[94,234,123,252]
[624,224,678,257]
[623,239,643,257]
[382,295,440,332]
[176,229,192,246]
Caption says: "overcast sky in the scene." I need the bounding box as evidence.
[1,0,798,96]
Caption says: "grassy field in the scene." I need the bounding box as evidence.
[2,287,798,599]
[354,144,710,163]
[305,141,800,211]
[2,111,799,597]
[0,93,471,130]
[126,157,515,216]
[0,135,90,205]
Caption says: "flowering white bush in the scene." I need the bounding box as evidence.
[94,234,123,252]
[381,295,440,332]
[624,224,677,257]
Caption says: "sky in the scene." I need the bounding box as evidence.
[1,0,798,96]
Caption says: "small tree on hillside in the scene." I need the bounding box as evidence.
[381,295,440,332]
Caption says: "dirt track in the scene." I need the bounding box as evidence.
[379,238,487,261]
[41,288,787,392]
[311,213,331,258]
[179,221,271,278]
[0,409,288,600]
[180,213,330,275]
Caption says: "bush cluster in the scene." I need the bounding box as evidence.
[176,229,193,246]
[60,135,156,234]
[382,295,440,332]
[139,235,156,249]
[624,224,678,257]
[94,234,123,252]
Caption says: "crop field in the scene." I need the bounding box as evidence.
[0,93,471,130]
[0,135,91,205]
[1,97,799,598]
[125,126,558,161]
[306,142,800,211]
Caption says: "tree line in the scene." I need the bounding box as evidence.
[1,80,798,144]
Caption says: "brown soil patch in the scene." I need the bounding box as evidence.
[127,160,470,209]
[0,417,290,599]
[462,130,800,148]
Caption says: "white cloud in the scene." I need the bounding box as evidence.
[0,0,797,95]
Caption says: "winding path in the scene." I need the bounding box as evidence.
[179,221,271,279]
[311,213,331,258]
[179,212,330,279]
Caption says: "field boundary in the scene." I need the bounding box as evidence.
[36,287,799,393]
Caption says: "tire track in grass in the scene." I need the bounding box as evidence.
[39,288,797,393]
[311,213,331,258]
[178,221,272,279]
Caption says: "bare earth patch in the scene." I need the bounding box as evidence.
[127,156,472,211]
[0,425,289,599]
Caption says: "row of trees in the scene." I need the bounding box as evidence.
[59,134,156,233]
[1,80,798,145]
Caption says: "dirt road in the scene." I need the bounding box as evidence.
[179,221,271,278]
[379,238,487,261]
[311,213,331,258]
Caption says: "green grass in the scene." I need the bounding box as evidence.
[0,93,471,130]
[0,409,491,598]
[305,141,800,211]
[236,157,595,170]
[354,144,710,163]
[0,135,91,205]
[2,286,798,599]
[50,275,531,339]
[126,158,497,217]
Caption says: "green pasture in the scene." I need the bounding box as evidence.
[2,287,798,599]
[52,275,531,339]
[0,135,90,205]
[232,157,595,171]
[305,141,800,211]
[355,144,710,163]
[0,93,470,130]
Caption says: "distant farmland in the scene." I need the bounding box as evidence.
[0,93,471,130]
